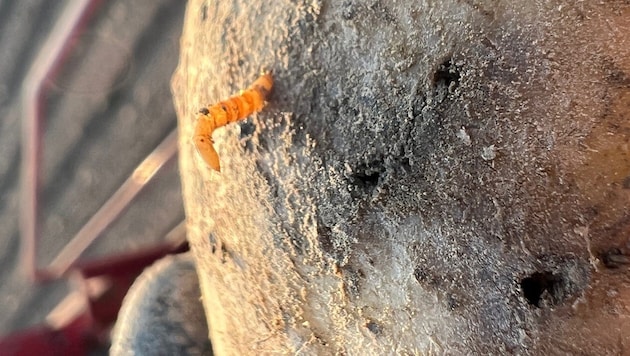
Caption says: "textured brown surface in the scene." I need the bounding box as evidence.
[173,0,630,354]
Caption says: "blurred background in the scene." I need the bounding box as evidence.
[0,0,186,342]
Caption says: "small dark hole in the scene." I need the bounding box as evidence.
[200,4,208,21]
[349,162,386,199]
[520,271,560,307]
[365,320,381,335]
[433,59,460,88]
[239,121,256,138]
[317,219,335,255]
[239,121,257,152]
[351,162,385,191]
[354,171,381,187]
[413,267,427,283]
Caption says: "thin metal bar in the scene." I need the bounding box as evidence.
[20,0,181,281]
[46,129,179,279]
[20,0,102,281]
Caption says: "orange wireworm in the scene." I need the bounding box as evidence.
[193,72,273,171]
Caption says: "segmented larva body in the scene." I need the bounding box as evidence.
[193,72,273,171]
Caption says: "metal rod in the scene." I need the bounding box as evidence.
[20,0,102,281]
[46,129,179,278]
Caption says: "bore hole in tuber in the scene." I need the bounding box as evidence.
[520,271,561,308]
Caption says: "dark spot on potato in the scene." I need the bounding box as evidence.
[433,58,460,90]
[365,320,381,335]
[520,271,561,308]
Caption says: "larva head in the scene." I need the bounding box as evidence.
[193,134,221,171]
[255,72,273,93]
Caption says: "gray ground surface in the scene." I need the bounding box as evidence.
[0,0,186,336]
